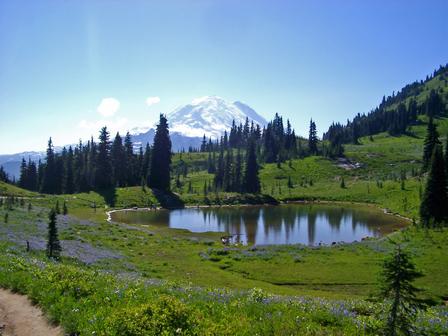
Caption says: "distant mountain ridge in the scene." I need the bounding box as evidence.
[1,96,267,178]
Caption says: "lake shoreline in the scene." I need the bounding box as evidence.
[107,199,410,246]
[107,199,413,225]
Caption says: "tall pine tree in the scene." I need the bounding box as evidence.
[95,127,112,189]
[111,132,126,187]
[308,119,318,155]
[380,245,423,336]
[422,117,440,171]
[420,144,448,226]
[46,209,61,260]
[243,141,261,193]
[41,138,57,194]
[124,132,136,186]
[149,114,172,191]
[63,146,75,194]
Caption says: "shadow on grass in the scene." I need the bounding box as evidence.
[151,189,185,209]
[98,187,117,207]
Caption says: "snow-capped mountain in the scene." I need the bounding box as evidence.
[131,96,267,151]
[167,96,267,138]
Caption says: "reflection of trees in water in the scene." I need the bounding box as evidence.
[307,207,317,245]
[114,204,407,245]
[282,206,297,243]
[262,206,283,240]
[350,210,378,234]
[208,208,245,241]
[327,207,344,231]
[240,207,260,244]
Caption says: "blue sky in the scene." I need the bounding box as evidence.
[0,0,447,154]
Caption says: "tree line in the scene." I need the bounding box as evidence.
[195,114,321,194]
[18,114,172,194]
[324,64,448,148]
[17,112,322,196]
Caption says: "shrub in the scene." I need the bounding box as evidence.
[104,295,197,335]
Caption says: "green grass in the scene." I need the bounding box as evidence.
[1,117,448,334]
[0,181,37,197]
[2,195,447,302]
[0,203,447,335]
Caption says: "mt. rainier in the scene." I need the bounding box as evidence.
[167,96,267,139]
[132,96,267,151]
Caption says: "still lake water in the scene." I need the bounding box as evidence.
[110,204,408,245]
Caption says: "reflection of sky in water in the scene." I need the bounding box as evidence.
[112,205,407,245]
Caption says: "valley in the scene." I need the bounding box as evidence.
[1,113,448,334]
[0,9,447,332]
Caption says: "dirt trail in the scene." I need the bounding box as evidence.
[0,289,62,336]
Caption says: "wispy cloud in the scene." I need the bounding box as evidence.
[146,96,160,107]
[97,97,120,117]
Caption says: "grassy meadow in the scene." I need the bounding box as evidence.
[0,118,448,334]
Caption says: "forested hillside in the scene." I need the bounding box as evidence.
[324,64,448,151]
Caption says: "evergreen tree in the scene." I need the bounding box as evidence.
[200,135,207,152]
[203,180,208,196]
[46,209,61,260]
[233,149,242,192]
[55,200,60,214]
[380,245,423,336]
[95,127,112,189]
[142,143,151,186]
[41,138,57,194]
[149,114,172,191]
[223,149,233,191]
[207,151,215,174]
[63,201,68,215]
[124,132,136,186]
[420,145,448,226]
[74,141,88,193]
[308,119,318,155]
[37,159,44,190]
[19,158,28,189]
[27,159,38,191]
[422,117,440,171]
[63,146,75,194]
[136,146,144,184]
[53,148,65,195]
[111,132,126,187]
[214,147,225,189]
[87,137,97,188]
[243,141,261,193]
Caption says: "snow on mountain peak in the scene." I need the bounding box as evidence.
[191,95,223,105]
[167,96,267,139]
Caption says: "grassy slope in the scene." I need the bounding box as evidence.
[2,115,448,301]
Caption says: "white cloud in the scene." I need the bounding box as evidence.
[146,96,160,107]
[97,97,120,117]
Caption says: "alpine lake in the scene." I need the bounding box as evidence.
[110,203,408,245]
